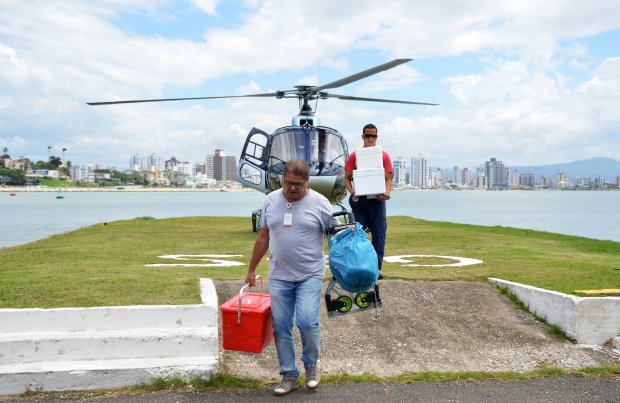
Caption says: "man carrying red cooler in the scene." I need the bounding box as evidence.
[245,159,338,396]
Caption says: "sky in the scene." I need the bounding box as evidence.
[1,0,619,171]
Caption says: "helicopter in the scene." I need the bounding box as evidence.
[88,59,436,228]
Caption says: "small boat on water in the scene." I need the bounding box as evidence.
[9,193,16,196]
[56,188,65,199]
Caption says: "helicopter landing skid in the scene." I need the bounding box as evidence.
[324,277,382,318]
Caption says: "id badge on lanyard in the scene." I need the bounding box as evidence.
[283,202,292,227]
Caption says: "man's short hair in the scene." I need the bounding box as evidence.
[362,123,378,134]
[284,159,310,180]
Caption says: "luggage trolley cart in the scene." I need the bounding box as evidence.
[324,211,382,318]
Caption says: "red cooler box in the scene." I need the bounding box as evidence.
[221,276,274,353]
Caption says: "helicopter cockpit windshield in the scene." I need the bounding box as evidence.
[268,126,346,177]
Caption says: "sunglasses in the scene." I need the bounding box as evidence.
[363,134,378,138]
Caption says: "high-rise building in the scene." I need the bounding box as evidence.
[165,156,179,171]
[510,169,520,187]
[430,168,444,187]
[452,166,461,185]
[392,158,406,187]
[205,154,215,179]
[485,158,508,188]
[212,149,236,182]
[147,154,164,172]
[129,153,163,172]
[539,175,548,188]
[519,173,535,187]
[70,164,94,182]
[554,171,567,188]
[461,167,472,187]
[177,161,193,176]
[411,154,428,189]
[129,154,147,171]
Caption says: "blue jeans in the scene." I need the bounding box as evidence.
[349,195,387,270]
[269,277,323,379]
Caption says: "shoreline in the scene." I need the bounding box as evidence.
[0,186,258,193]
[3,186,618,193]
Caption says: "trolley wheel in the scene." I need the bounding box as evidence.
[355,292,371,308]
[336,296,352,313]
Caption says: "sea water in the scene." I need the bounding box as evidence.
[1,190,619,248]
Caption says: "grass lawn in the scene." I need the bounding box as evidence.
[1,216,618,308]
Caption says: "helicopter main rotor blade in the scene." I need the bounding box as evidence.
[87,93,278,106]
[326,93,438,106]
[313,59,412,93]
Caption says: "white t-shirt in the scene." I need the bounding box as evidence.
[260,188,338,281]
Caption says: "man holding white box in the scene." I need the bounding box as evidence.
[344,124,393,278]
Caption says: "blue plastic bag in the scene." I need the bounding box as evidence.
[328,223,379,293]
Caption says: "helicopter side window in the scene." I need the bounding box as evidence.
[238,163,262,185]
[243,134,267,167]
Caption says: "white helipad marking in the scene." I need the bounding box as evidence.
[146,254,244,267]
[383,255,483,267]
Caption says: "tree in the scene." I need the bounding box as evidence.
[31,160,49,170]
[1,147,8,158]
[63,160,72,176]
[0,167,26,185]
[49,156,62,168]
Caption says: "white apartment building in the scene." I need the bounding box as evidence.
[129,154,164,172]
[205,155,214,179]
[70,165,95,182]
[147,154,164,172]
[392,158,407,187]
[411,154,428,189]
[129,154,147,171]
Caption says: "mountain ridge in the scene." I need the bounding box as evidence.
[511,157,620,180]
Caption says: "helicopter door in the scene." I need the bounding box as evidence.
[237,127,270,192]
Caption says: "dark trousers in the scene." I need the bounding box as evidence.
[349,195,387,270]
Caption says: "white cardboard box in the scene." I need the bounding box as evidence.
[353,168,386,196]
[355,146,383,169]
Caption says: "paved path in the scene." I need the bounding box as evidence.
[217,280,620,379]
[4,376,620,402]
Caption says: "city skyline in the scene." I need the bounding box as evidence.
[6,145,619,183]
[4,145,619,189]
[73,150,620,188]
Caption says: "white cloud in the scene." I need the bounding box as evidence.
[0,0,619,169]
[356,65,425,95]
[191,0,219,16]
[380,54,620,167]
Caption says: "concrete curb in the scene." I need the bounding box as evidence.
[488,278,620,345]
[0,278,220,395]
[2,278,618,395]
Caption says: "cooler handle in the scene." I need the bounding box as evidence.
[238,275,263,324]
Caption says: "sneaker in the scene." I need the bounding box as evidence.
[305,364,320,389]
[273,375,298,396]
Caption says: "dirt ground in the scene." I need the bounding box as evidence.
[216,280,619,381]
